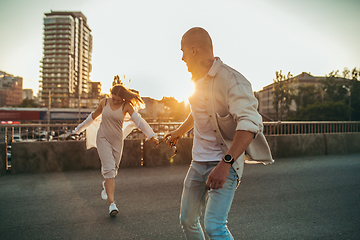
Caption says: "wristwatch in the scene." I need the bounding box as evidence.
[222,154,234,165]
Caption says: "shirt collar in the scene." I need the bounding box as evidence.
[207,57,222,77]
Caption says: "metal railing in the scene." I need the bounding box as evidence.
[0,122,187,143]
[1,121,359,143]
[1,121,359,171]
[1,123,79,143]
[263,121,359,135]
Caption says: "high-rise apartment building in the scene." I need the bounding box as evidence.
[40,11,93,108]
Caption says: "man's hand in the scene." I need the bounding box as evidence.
[206,160,231,190]
[165,131,180,147]
[150,136,159,146]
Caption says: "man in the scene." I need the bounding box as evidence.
[166,27,273,239]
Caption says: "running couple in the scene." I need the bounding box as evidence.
[76,27,273,240]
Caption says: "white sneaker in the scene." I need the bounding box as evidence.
[101,181,108,200]
[109,202,119,217]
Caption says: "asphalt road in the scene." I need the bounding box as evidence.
[0,153,359,240]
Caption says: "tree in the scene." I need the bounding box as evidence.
[112,75,123,86]
[319,70,347,102]
[17,99,40,108]
[286,67,360,121]
[272,70,293,120]
[292,84,321,111]
[348,68,360,120]
[158,97,191,121]
[287,101,351,121]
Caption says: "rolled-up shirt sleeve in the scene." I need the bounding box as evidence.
[227,76,263,136]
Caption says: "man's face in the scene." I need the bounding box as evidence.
[181,39,196,74]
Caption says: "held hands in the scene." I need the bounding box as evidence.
[165,130,181,148]
[206,160,231,190]
[150,136,159,146]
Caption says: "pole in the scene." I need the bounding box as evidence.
[349,88,351,121]
[47,90,51,140]
[78,93,81,123]
[48,90,51,124]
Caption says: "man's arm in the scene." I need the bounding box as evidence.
[206,130,254,190]
[165,113,194,146]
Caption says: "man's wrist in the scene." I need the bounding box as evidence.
[222,154,235,165]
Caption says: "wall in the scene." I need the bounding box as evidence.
[143,138,193,167]
[2,133,360,174]
[10,140,141,174]
[0,143,6,175]
[266,134,326,158]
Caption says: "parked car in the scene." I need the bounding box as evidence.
[12,134,22,142]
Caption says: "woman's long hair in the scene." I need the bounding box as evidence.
[110,84,145,111]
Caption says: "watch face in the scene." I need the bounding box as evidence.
[224,154,232,161]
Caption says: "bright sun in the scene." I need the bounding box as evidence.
[183,81,195,106]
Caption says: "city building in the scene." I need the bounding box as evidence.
[88,81,101,99]
[257,72,348,120]
[23,89,34,100]
[69,80,102,109]
[139,97,161,121]
[40,11,93,108]
[0,71,23,107]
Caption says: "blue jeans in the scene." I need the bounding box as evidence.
[180,161,239,240]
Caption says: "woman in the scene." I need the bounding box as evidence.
[75,84,158,216]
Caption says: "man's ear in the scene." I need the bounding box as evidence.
[191,46,197,55]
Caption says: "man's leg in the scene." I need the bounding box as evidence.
[204,167,238,240]
[180,162,208,240]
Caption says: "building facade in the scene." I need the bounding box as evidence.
[0,71,23,107]
[40,11,93,108]
[257,72,326,120]
[23,89,34,100]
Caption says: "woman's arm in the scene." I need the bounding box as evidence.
[75,98,105,134]
[92,98,105,119]
[124,102,158,145]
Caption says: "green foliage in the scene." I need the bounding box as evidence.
[292,84,321,111]
[159,97,190,121]
[272,70,293,120]
[318,70,348,102]
[285,67,360,121]
[17,99,40,108]
[348,78,360,120]
[287,101,351,121]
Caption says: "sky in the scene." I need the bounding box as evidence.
[0,0,359,101]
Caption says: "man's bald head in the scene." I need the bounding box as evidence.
[181,27,213,55]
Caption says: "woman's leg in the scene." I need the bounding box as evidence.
[105,178,115,206]
[97,137,118,204]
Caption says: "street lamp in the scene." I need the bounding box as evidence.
[342,85,351,121]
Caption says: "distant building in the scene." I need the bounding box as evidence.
[140,97,163,121]
[40,11,93,108]
[0,71,23,107]
[23,89,34,100]
[69,80,101,109]
[88,81,102,99]
[257,72,347,120]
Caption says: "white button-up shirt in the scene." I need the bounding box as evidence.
[198,57,274,178]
